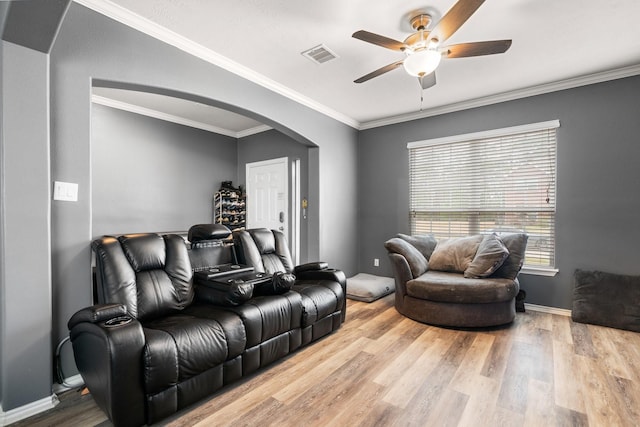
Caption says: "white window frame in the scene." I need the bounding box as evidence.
[408,120,560,276]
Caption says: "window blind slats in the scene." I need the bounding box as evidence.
[408,126,557,269]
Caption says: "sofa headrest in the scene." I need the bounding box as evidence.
[248,228,276,254]
[188,224,232,243]
[118,233,166,272]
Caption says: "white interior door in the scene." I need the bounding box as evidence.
[246,157,288,238]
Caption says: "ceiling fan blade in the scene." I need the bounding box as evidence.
[352,30,408,52]
[419,72,437,90]
[445,40,512,58]
[430,0,485,43]
[354,60,404,83]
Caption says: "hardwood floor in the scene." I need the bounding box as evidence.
[12,295,640,426]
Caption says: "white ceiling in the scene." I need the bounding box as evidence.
[82,0,640,135]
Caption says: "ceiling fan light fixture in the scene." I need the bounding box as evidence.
[403,49,441,77]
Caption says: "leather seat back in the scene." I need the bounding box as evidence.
[92,233,194,320]
[233,228,295,274]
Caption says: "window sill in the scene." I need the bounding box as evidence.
[520,266,558,277]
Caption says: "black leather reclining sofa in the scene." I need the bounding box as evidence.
[67,225,346,427]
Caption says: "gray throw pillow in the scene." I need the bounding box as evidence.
[397,233,438,260]
[428,235,483,273]
[384,237,429,278]
[464,233,510,278]
[491,233,528,280]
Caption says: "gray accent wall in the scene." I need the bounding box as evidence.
[238,129,312,263]
[91,104,237,237]
[358,75,640,310]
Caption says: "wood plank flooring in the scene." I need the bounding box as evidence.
[12,295,640,426]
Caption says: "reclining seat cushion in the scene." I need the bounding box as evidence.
[293,279,344,326]
[236,228,344,331]
[118,234,194,321]
[224,291,303,347]
[142,314,230,396]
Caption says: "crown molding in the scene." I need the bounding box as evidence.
[92,95,237,137]
[360,64,640,130]
[74,1,640,133]
[73,0,359,130]
[237,125,274,139]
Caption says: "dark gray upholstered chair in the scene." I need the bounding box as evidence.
[385,233,527,328]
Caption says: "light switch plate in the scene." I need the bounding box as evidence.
[53,181,78,202]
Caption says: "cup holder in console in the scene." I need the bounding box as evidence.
[104,316,133,327]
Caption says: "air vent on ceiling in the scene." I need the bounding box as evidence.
[301,44,339,64]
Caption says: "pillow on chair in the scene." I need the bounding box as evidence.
[464,234,510,278]
[491,233,528,280]
[428,235,483,273]
[397,234,438,260]
[384,237,429,278]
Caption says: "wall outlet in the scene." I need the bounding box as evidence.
[373,258,379,267]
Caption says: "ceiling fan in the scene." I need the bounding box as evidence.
[352,0,512,89]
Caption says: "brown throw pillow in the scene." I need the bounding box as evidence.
[428,235,483,273]
[464,234,510,278]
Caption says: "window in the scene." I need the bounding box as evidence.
[408,120,559,271]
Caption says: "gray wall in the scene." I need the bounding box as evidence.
[91,104,237,237]
[358,75,640,310]
[0,1,358,412]
[48,0,357,393]
[237,129,311,262]
[0,40,52,410]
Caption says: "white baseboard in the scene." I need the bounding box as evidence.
[0,394,59,426]
[52,374,84,394]
[524,303,572,317]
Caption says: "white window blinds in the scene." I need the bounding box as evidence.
[408,120,559,269]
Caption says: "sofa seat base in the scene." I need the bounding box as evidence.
[398,294,517,328]
[400,270,519,328]
[407,271,518,304]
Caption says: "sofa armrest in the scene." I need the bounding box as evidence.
[387,253,412,299]
[295,267,347,323]
[67,303,127,329]
[295,267,346,288]
[194,279,254,306]
[68,305,146,427]
[294,261,329,274]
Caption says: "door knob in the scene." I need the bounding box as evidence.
[279,211,285,223]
